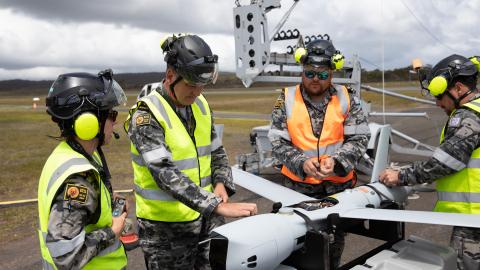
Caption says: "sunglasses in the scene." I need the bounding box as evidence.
[304,70,330,80]
[108,110,118,122]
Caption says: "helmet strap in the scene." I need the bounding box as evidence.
[169,75,183,101]
[445,91,460,108]
[456,89,473,107]
[65,137,113,197]
[96,145,113,196]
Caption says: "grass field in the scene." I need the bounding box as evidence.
[0,83,430,243]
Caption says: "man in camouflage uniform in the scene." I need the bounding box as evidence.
[380,54,480,270]
[126,34,257,270]
[38,70,128,269]
[268,39,370,268]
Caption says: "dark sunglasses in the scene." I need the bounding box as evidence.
[304,70,330,80]
[108,110,118,121]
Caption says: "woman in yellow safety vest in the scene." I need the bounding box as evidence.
[38,69,128,269]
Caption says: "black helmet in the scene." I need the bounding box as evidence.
[294,39,344,70]
[46,69,127,120]
[429,54,477,82]
[161,34,218,86]
[305,39,336,67]
[420,54,478,97]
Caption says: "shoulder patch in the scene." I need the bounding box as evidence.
[449,117,461,127]
[64,184,88,204]
[135,113,151,126]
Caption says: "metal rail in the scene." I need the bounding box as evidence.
[361,85,436,105]
[0,189,134,209]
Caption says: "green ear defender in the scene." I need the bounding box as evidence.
[428,75,448,97]
[74,112,99,140]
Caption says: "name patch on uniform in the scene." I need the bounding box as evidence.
[64,184,88,204]
[449,117,461,127]
[135,113,151,126]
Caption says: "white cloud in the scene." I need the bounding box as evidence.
[0,0,478,80]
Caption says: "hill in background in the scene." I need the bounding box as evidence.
[0,66,418,95]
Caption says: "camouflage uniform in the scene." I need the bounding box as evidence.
[46,172,117,270]
[269,84,370,196]
[397,93,480,270]
[269,84,370,268]
[127,84,235,270]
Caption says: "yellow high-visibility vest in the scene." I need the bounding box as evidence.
[126,91,218,222]
[37,141,127,270]
[434,97,480,214]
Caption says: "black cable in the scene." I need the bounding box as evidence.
[364,184,394,203]
[400,0,455,52]
[66,139,113,198]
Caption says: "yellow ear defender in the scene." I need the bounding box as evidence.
[294,47,307,63]
[427,75,449,97]
[469,56,480,72]
[74,112,99,140]
[331,52,345,70]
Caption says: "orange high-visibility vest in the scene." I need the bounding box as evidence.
[281,84,355,185]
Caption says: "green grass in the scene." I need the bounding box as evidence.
[0,84,429,244]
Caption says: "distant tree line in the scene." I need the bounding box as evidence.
[0,66,420,94]
[361,66,417,83]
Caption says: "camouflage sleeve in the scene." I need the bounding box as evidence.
[210,113,235,195]
[127,108,220,217]
[47,173,116,270]
[332,94,370,176]
[268,90,309,178]
[398,109,480,185]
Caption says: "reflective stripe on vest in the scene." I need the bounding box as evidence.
[281,84,354,184]
[128,91,214,222]
[133,175,211,201]
[44,230,85,257]
[434,97,480,214]
[37,141,127,270]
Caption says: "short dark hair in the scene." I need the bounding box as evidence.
[451,74,478,91]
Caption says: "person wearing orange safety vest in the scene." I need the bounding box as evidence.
[380,54,480,270]
[38,70,128,269]
[268,39,370,268]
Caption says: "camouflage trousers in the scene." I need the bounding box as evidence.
[450,226,480,270]
[138,214,225,270]
[283,176,350,268]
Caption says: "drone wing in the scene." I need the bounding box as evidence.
[232,166,313,205]
[341,208,480,228]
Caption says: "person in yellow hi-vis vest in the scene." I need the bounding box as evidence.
[38,69,128,269]
[380,54,480,270]
[125,34,257,269]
